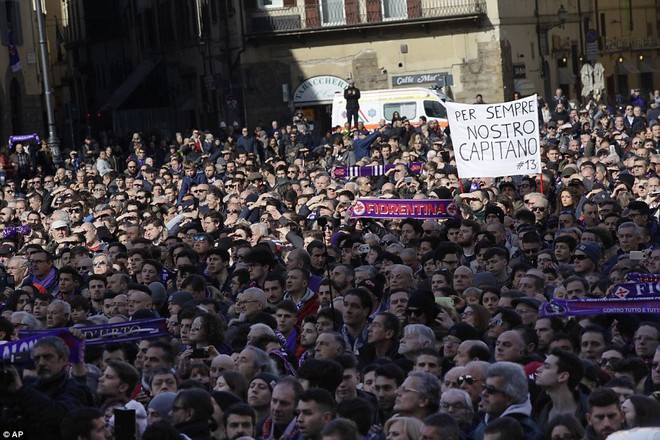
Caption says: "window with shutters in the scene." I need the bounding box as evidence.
[258,0,284,8]
[382,0,406,20]
[320,0,345,26]
[0,0,23,45]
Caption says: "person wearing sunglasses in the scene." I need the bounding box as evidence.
[473,361,543,440]
[573,242,601,277]
[459,361,489,409]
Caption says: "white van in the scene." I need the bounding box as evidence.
[331,87,449,130]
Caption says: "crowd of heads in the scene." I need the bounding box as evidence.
[1,89,660,439]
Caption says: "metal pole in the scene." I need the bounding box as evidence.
[35,0,60,150]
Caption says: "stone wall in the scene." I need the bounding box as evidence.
[457,40,513,103]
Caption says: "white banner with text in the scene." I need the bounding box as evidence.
[446,95,541,178]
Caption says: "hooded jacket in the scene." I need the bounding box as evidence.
[472,395,543,440]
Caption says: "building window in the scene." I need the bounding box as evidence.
[382,0,406,20]
[0,0,22,45]
[259,0,284,8]
[384,102,417,120]
[320,0,345,26]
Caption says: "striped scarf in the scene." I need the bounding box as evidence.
[333,162,423,178]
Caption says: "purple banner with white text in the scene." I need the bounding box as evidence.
[2,328,84,364]
[540,297,660,318]
[608,282,660,299]
[20,318,168,346]
[350,199,458,219]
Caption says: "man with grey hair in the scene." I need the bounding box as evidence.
[354,265,378,285]
[235,345,278,381]
[227,287,277,340]
[388,264,414,292]
[473,361,542,440]
[47,299,71,328]
[247,323,276,345]
[461,360,489,409]
[3,336,92,438]
[6,255,30,287]
[440,388,474,431]
[398,324,434,361]
[393,371,440,420]
[10,311,41,335]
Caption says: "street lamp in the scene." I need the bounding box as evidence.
[557,5,567,28]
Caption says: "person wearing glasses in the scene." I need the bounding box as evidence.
[439,389,475,435]
[392,371,441,421]
[27,249,60,297]
[473,362,542,440]
[456,360,488,411]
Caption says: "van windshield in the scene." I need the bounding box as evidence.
[424,100,447,119]
[384,102,417,120]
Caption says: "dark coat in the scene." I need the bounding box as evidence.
[8,370,93,440]
[176,420,213,440]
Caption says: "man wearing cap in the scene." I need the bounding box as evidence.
[50,219,70,244]
[573,242,601,277]
[512,297,541,326]
[344,79,360,129]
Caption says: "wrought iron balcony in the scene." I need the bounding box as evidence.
[246,0,487,35]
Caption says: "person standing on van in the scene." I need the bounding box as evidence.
[344,79,361,129]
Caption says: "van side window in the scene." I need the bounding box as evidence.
[424,100,447,118]
[384,102,417,120]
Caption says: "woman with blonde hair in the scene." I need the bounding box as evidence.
[384,416,423,440]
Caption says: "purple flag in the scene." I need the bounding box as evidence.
[7,29,20,73]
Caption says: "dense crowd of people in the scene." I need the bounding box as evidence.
[1,87,660,440]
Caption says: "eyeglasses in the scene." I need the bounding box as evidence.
[194,236,209,241]
[483,384,507,395]
[93,261,108,266]
[457,375,480,386]
[440,402,467,410]
[397,386,421,394]
[227,210,240,214]
[443,337,461,346]
[531,206,546,212]
[598,357,621,366]
[573,254,588,260]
